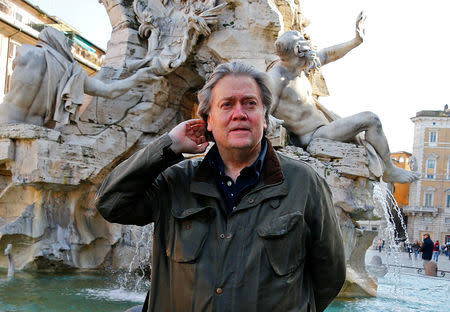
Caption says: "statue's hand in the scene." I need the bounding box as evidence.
[135,67,163,83]
[355,11,366,42]
[189,15,211,36]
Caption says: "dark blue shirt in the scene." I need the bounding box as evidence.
[207,139,267,215]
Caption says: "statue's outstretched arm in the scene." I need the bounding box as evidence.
[83,67,161,99]
[317,11,365,66]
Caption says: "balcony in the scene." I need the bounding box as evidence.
[403,206,439,216]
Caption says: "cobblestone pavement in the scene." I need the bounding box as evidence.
[365,248,450,277]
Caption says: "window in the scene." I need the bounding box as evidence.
[424,193,433,207]
[8,43,15,58]
[446,193,450,208]
[15,12,23,23]
[399,156,404,163]
[426,159,436,179]
[392,156,397,161]
[447,160,450,179]
[445,218,450,224]
[4,74,11,94]
[429,130,437,143]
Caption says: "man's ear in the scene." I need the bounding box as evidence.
[207,115,212,132]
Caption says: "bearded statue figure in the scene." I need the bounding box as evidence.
[268,12,419,183]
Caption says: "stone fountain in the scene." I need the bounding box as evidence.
[0,0,406,298]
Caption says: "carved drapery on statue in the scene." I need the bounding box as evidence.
[37,28,87,126]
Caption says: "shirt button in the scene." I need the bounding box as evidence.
[248,198,255,204]
[220,234,225,239]
[227,181,232,187]
[216,288,223,294]
[232,206,237,211]
[226,233,233,239]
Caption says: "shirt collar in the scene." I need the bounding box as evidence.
[207,138,268,178]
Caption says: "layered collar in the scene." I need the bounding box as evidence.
[192,138,285,187]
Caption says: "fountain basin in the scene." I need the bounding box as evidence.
[1,264,449,312]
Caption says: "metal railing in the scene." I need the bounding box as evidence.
[385,263,448,277]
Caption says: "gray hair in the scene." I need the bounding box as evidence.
[197,62,272,125]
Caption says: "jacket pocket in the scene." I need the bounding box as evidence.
[257,211,305,276]
[166,206,212,263]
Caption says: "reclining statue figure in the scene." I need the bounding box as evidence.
[0,27,159,128]
[268,12,419,183]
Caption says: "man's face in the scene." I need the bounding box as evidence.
[207,75,267,154]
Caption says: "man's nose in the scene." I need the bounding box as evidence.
[231,103,247,120]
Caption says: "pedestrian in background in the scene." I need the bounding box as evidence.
[433,240,440,262]
[412,240,420,260]
[419,233,434,268]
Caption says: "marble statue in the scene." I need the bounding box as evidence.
[0,27,160,128]
[4,244,14,278]
[128,0,227,74]
[268,12,419,183]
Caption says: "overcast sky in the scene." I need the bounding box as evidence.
[28,0,450,153]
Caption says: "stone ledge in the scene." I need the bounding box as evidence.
[0,124,61,142]
[307,138,371,179]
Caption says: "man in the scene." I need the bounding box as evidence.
[95,62,345,312]
[0,27,159,128]
[267,12,419,183]
[420,233,434,268]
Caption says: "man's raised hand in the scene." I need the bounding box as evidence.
[169,119,209,154]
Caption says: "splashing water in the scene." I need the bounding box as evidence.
[373,182,410,296]
[117,223,154,293]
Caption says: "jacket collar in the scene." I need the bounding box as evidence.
[190,139,285,197]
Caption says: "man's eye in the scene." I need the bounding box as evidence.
[248,100,257,106]
[222,102,232,108]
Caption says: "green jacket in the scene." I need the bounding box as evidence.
[95,134,345,312]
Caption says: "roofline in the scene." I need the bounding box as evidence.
[391,151,412,156]
[21,0,58,23]
[20,0,105,53]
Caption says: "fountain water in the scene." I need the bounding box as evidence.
[4,244,14,278]
[372,182,410,295]
[117,224,153,293]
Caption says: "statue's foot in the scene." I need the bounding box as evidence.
[383,167,420,183]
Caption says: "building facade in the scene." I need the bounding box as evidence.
[391,151,412,209]
[0,0,105,103]
[405,106,450,244]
